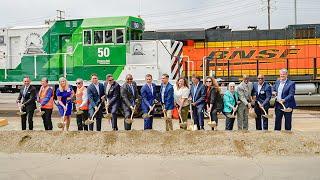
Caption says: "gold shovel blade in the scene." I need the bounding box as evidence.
[281,108,293,112]
[57,122,64,128]
[125,118,134,124]
[208,121,217,128]
[179,122,187,129]
[75,110,84,115]
[84,119,94,125]
[142,113,152,119]
[16,111,26,116]
[262,114,273,119]
[36,111,45,116]
[104,113,112,119]
[227,114,236,118]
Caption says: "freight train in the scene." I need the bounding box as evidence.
[143,24,320,106]
[0,16,183,91]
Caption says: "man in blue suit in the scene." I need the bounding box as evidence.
[160,74,174,131]
[252,74,272,130]
[87,73,105,131]
[190,76,206,130]
[104,74,121,131]
[272,68,296,131]
[141,74,157,130]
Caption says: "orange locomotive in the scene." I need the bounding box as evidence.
[144,24,320,82]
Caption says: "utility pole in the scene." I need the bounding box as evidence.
[294,0,297,24]
[267,0,271,30]
[56,10,65,20]
[138,0,142,17]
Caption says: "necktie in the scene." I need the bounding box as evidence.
[149,84,153,95]
[23,86,28,96]
[129,84,134,96]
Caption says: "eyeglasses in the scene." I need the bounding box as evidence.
[127,78,133,80]
[108,79,114,82]
[257,78,264,80]
[92,77,97,79]
[206,81,212,82]
[76,82,82,84]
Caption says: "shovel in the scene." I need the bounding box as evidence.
[177,107,187,129]
[142,102,156,119]
[84,102,102,125]
[279,101,293,112]
[103,99,112,121]
[125,101,138,124]
[249,107,257,118]
[35,101,45,116]
[258,102,273,119]
[187,101,197,131]
[207,110,217,128]
[57,104,67,129]
[16,103,26,116]
[227,105,238,118]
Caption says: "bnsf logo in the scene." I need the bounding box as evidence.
[207,48,300,60]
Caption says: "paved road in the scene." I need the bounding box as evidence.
[0,153,319,180]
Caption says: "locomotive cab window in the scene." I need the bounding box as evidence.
[83,30,92,45]
[295,28,315,39]
[94,30,103,44]
[116,28,125,44]
[104,30,113,43]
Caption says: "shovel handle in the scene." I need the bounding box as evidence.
[130,105,136,120]
[257,102,268,115]
[91,102,102,121]
[279,101,287,109]
[232,105,238,116]
[147,103,156,115]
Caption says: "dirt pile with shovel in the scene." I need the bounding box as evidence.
[0,130,319,157]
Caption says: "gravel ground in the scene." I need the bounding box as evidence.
[0,130,319,157]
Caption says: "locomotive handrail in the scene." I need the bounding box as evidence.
[202,56,207,80]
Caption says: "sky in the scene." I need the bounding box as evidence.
[0,0,319,31]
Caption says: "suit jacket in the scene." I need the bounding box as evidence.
[272,79,296,108]
[252,82,272,108]
[190,82,206,106]
[104,81,120,111]
[237,81,253,105]
[160,83,174,110]
[17,85,36,112]
[140,83,157,111]
[87,82,105,110]
[121,81,141,110]
[207,86,221,110]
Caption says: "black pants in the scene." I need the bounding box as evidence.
[275,107,293,131]
[224,112,235,130]
[41,108,53,130]
[89,108,103,131]
[254,106,268,130]
[21,110,34,130]
[76,110,89,131]
[111,113,118,131]
[123,109,132,130]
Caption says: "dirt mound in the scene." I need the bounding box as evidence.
[0,130,319,157]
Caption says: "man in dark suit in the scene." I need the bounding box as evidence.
[87,73,105,131]
[121,74,141,130]
[272,68,296,131]
[104,74,120,131]
[16,76,36,130]
[160,74,174,131]
[252,74,272,130]
[190,75,206,130]
[141,74,157,130]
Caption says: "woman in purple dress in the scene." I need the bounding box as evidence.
[56,77,74,131]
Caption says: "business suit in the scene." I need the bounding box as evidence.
[272,79,296,131]
[252,82,272,130]
[121,81,141,130]
[87,83,105,131]
[160,82,174,131]
[17,85,37,130]
[190,82,206,130]
[141,83,157,130]
[105,81,121,131]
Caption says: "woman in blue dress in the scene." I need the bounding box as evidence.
[56,77,74,131]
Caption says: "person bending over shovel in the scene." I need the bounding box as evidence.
[75,78,89,131]
[252,74,272,130]
[121,74,141,131]
[87,73,105,131]
[16,76,37,130]
[141,74,157,130]
[38,77,54,130]
[104,74,120,131]
[160,74,174,131]
[56,77,74,131]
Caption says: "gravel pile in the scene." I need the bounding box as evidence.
[0,130,319,157]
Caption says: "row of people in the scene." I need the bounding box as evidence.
[16,68,295,131]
